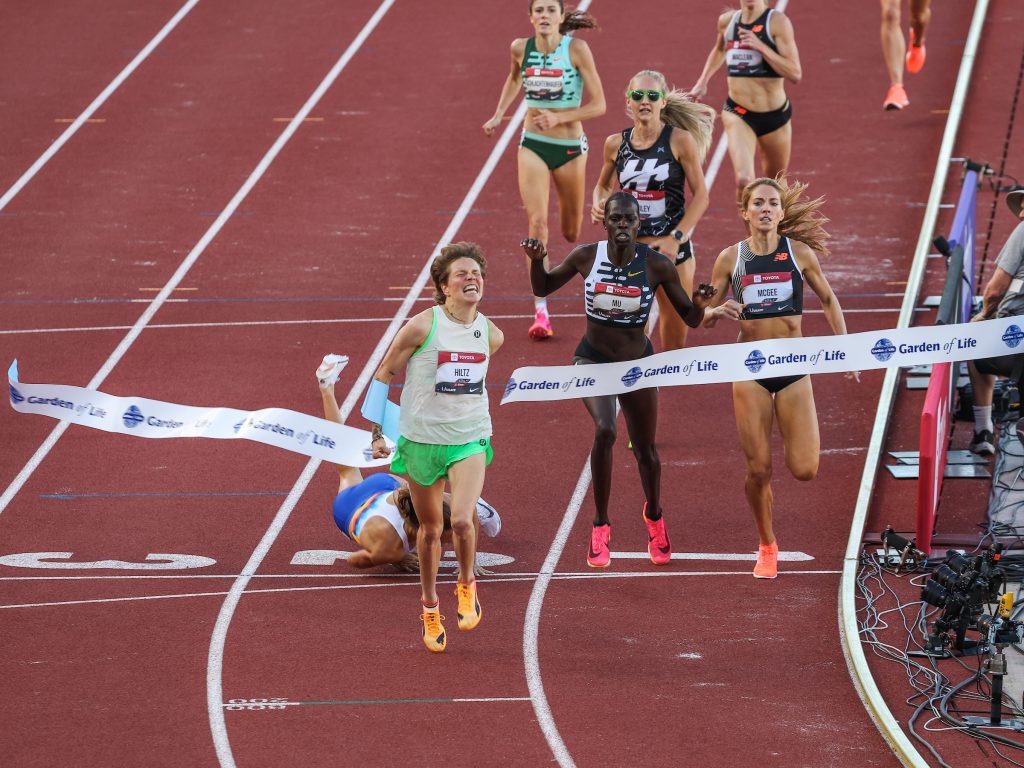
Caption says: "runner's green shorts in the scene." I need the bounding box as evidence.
[390,437,493,486]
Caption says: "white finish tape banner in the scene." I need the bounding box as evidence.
[7,361,392,467]
[501,317,1024,404]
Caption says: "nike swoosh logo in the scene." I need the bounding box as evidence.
[567,150,579,155]
[628,270,643,277]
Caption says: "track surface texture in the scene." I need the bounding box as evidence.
[1,1,1019,766]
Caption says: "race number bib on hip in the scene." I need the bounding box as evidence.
[435,351,486,394]
[593,283,642,315]
[523,68,564,100]
[739,271,794,315]
[630,190,666,220]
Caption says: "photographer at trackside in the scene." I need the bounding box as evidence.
[967,186,1024,455]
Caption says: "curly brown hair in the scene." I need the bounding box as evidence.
[431,242,487,305]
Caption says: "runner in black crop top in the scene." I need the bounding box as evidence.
[724,8,782,78]
[731,235,803,320]
[591,69,715,351]
[701,177,849,581]
[688,2,802,201]
[522,192,742,571]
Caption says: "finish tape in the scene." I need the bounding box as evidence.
[7,360,392,468]
[500,317,1024,404]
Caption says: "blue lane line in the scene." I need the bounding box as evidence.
[41,491,289,500]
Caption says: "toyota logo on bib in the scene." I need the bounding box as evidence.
[122,405,145,429]
[744,350,766,374]
[621,367,643,388]
[871,338,897,362]
[1003,324,1024,349]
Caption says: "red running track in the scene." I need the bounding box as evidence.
[0,1,1006,765]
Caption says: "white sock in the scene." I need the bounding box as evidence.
[534,297,548,315]
[973,405,993,433]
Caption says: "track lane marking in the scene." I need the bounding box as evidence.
[0,569,843,609]
[517,3,787,765]
[0,0,202,211]
[0,307,910,337]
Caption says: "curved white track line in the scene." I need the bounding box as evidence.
[204,3,534,766]
[516,3,792,764]
[0,0,202,212]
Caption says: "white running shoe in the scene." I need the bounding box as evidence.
[316,354,349,388]
[475,497,501,537]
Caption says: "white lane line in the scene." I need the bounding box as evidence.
[202,2,541,765]
[517,2,787,764]
[0,549,812,580]
[0,0,397,521]
[200,3,412,765]
[523,459,591,768]
[0,568,844,609]
[0,306,907,336]
[0,0,202,212]
[608,550,813,561]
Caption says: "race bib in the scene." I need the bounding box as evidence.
[631,190,666,220]
[726,41,763,71]
[593,283,642,315]
[739,271,794,315]
[523,68,564,101]
[435,351,486,394]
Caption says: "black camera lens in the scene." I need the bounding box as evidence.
[944,552,973,573]
[934,564,963,591]
[922,580,952,608]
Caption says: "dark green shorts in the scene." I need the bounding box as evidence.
[390,437,493,486]
[520,131,588,170]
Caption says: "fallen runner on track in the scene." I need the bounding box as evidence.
[316,354,500,576]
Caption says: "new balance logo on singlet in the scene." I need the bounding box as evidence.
[619,158,670,190]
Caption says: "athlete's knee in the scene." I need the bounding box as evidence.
[418,521,444,545]
[527,212,549,240]
[560,220,581,243]
[735,172,754,194]
[880,1,900,26]
[593,421,617,449]
[451,515,475,539]
[790,461,818,482]
[633,444,660,474]
[746,461,773,487]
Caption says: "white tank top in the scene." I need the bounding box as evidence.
[399,306,492,444]
[363,494,412,553]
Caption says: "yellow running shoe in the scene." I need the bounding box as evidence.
[455,581,482,631]
[421,610,447,652]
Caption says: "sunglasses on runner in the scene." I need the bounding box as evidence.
[628,89,664,102]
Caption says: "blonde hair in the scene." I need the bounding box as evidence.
[628,70,716,161]
[740,176,830,255]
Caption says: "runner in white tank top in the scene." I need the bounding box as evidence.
[368,243,504,653]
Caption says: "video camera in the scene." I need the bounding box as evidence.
[920,544,1007,654]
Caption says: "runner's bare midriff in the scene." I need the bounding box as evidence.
[727,77,787,113]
